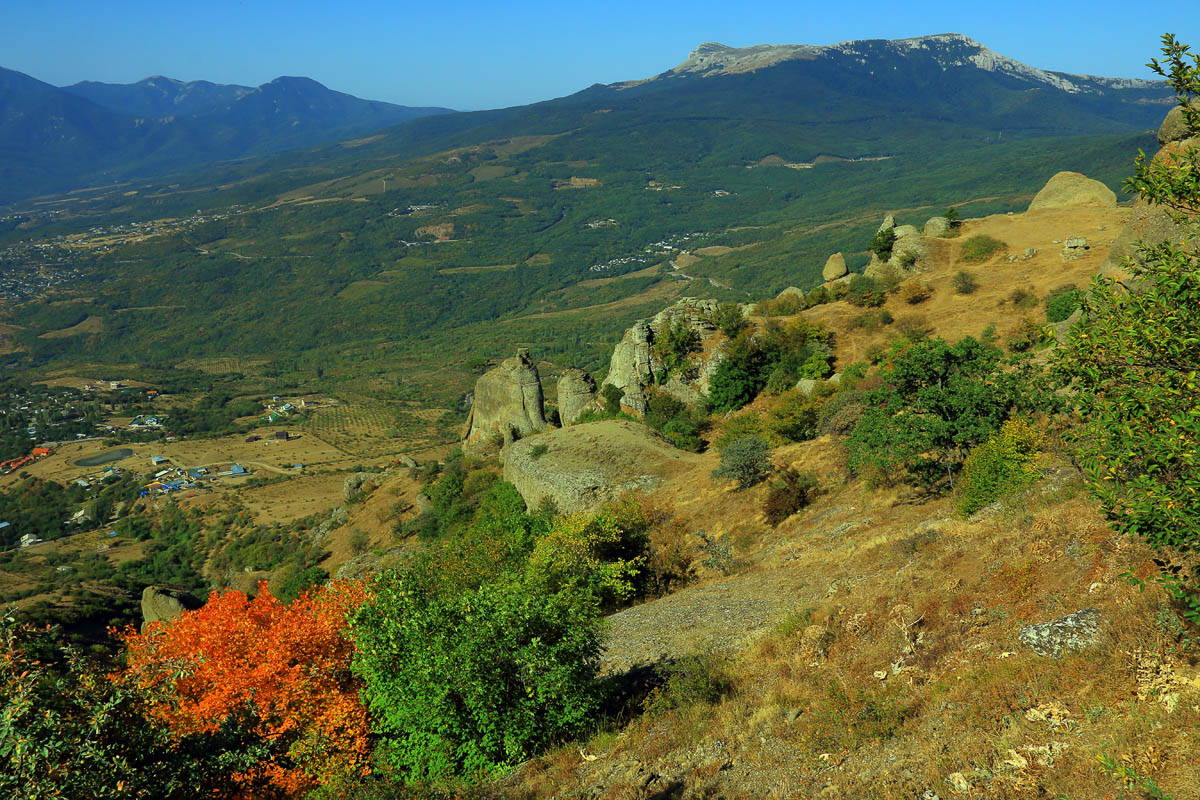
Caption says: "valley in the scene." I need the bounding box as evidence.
[2,26,1198,800]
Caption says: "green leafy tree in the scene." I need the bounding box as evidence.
[712,435,772,489]
[1054,34,1200,621]
[868,227,896,259]
[349,576,602,781]
[848,336,1052,490]
[712,302,748,339]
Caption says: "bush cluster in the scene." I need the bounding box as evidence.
[955,419,1042,515]
[958,234,1006,262]
[708,318,833,412]
[712,435,772,489]
[763,468,819,525]
[1045,284,1084,323]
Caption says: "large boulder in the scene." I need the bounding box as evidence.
[1100,107,1198,281]
[557,369,597,425]
[1028,171,1117,211]
[463,349,548,452]
[822,252,848,281]
[141,586,203,632]
[889,225,927,271]
[1159,99,1200,145]
[924,216,952,237]
[604,319,658,396]
[1018,609,1102,658]
[502,419,702,514]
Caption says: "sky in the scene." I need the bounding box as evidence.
[3,1,1198,110]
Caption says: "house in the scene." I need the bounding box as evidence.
[230,464,247,476]
[32,447,51,457]
[18,533,40,548]
[274,431,290,441]
[150,456,167,466]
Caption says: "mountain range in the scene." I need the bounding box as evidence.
[0,68,452,203]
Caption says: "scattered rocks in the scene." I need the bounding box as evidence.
[1018,609,1102,658]
[823,252,849,281]
[140,585,203,632]
[1028,171,1117,211]
[1061,236,1089,259]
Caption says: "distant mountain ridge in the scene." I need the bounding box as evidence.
[0,67,453,203]
[655,34,1165,94]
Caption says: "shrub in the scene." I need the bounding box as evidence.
[804,286,832,308]
[654,317,701,375]
[712,435,771,489]
[1006,318,1049,352]
[894,313,932,341]
[959,234,1006,262]
[1045,283,1085,323]
[529,442,549,460]
[600,383,624,414]
[351,576,602,781]
[816,389,866,436]
[645,653,731,715]
[715,413,766,450]
[956,419,1042,515]
[848,309,892,333]
[712,302,748,338]
[763,468,819,525]
[868,227,896,259]
[524,498,650,610]
[846,274,886,307]
[1008,287,1040,310]
[847,336,1053,490]
[944,206,962,227]
[121,582,372,795]
[900,280,932,304]
[952,270,978,294]
[767,391,820,442]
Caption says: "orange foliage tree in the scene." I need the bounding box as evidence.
[120,581,371,795]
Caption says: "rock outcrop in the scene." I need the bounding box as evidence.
[1028,171,1117,211]
[141,585,203,632]
[502,419,702,514]
[557,369,598,425]
[1100,107,1198,281]
[463,349,548,452]
[1018,609,1102,658]
[822,252,848,281]
[602,298,723,412]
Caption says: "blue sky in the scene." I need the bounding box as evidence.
[3,1,1196,109]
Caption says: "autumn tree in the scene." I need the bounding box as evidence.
[120,581,372,795]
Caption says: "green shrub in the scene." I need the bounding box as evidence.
[600,383,624,414]
[763,468,819,525]
[847,336,1053,490]
[351,576,602,781]
[1008,287,1040,310]
[712,302,748,339]
[1,612,268,799]
[529,442,549,460]
[955,419,1042,515]
[645,653,731,715]
[654,317,701,375]
[715,413,766,450]
[959,234,1006,262]
[900,280,932,304]
[846,274,886,307]
[525,498,650,610]
[804,286,832,308]
[868,227,896,259]
[816,390,866,436]
[894,313,932,341]
[767,391,820,443]
[952,270,978,294]
[1006,318,1049,352]
[712,435,771,489]
[644,390,705,451]
[1045,284,1085,323]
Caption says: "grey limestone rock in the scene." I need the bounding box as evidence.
[463,349,548,452]
[822,252,848,281]
[1028,171,1117,211]
[923,216,951,237]
[1159,100,1200,145]
[140,586,203,632]
[557,368,597,425]
[1018,609,1102,658]
[343,472,373,501]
